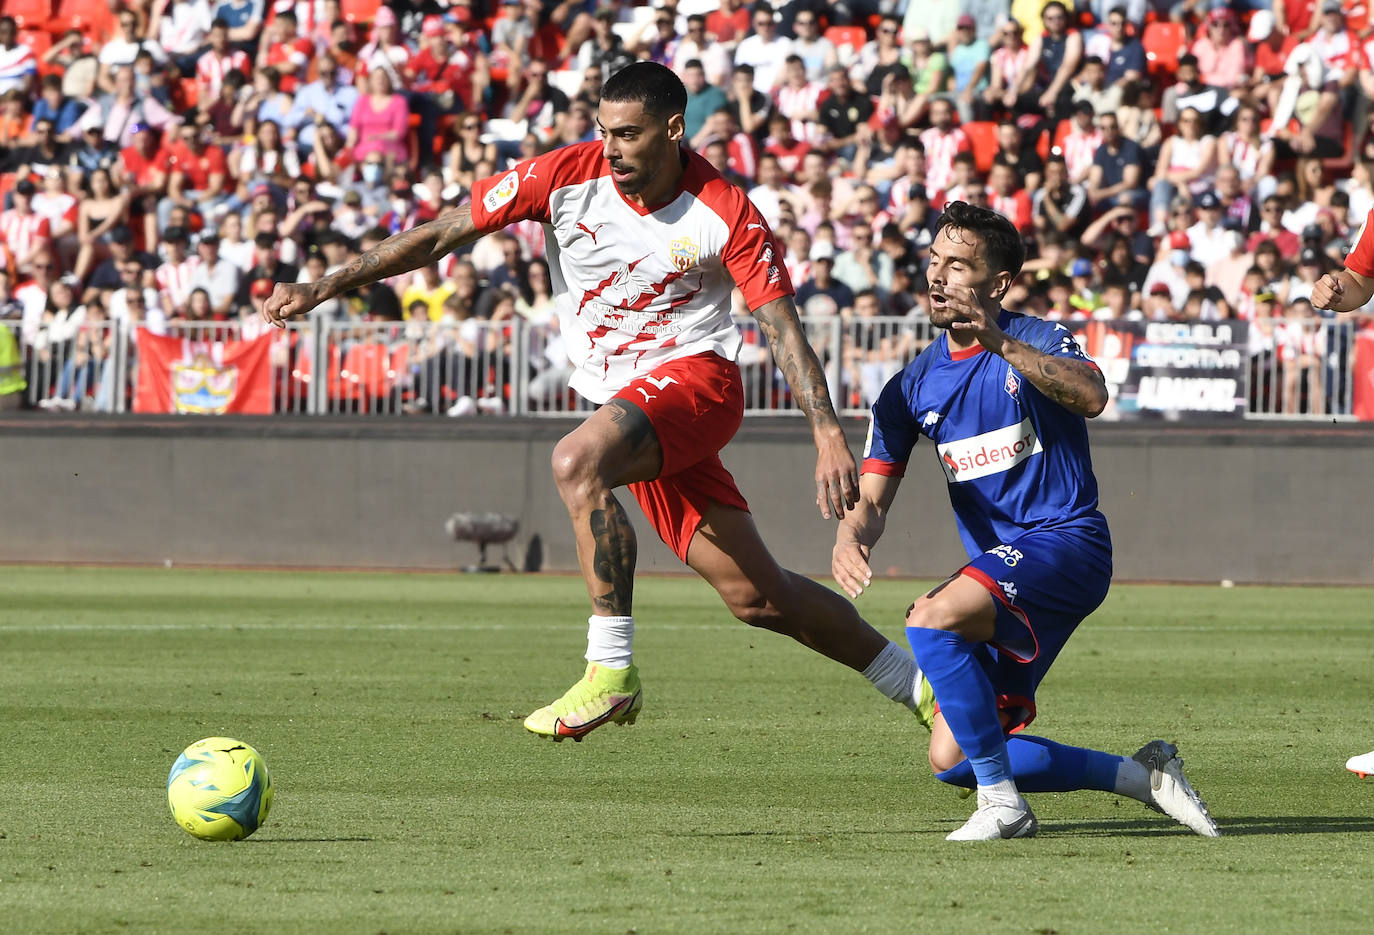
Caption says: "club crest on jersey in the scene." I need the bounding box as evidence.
[669,236,699,272]
[484,170,519,212]
[1004,367,1021,399]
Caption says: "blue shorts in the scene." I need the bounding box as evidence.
[957,523,1112,732]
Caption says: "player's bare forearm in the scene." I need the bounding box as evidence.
[752,296,842,436]
[992,335,1108,418]
[839,474,898,551]
[314,206,481,302]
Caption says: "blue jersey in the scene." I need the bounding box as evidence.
[864,310,1111,559]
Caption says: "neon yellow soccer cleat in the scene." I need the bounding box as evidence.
[523,662,643,742]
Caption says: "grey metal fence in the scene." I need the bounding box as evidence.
[1,314,1365,421]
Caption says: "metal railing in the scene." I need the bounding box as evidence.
[1,314,1365,421]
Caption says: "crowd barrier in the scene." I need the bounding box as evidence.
[2,314,1367,421]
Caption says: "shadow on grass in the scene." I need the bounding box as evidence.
[1050,816,1374,837]
[246,837,375,843]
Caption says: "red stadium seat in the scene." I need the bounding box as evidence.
[7,0,53,32]
[340,0,383,25]
[1050,118,1072,155]
[824,25,868,60]
[1142,22,1186,80]
[964,120,999,173]
[48,0,115,40]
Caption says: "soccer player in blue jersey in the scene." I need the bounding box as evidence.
[833,202,1220,841]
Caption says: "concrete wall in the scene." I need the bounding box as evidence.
[2,416,1372,584]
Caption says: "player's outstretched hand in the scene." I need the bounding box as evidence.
[815,434,859,520]
[1311,272,1345,311]
[261,282,322,329]
[832,538,873,598]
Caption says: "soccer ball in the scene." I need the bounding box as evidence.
[167,737,274,841]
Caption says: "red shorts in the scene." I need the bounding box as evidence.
[618,352,750,562]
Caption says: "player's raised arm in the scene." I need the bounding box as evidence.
[261,205,483,326]
[752,295,859,520]
[943,286,1108,418]
[832,471,902,598]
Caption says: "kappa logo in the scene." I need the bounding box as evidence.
[997,579,1018,601]
[576,222,607,244]
[669,236,699,272]
[921,411,942,429]
[484,170,520,212]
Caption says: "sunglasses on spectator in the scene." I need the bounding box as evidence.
[34,263,55,269]
[880,26,898,34]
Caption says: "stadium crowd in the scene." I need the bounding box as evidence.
[0,0,1370,414]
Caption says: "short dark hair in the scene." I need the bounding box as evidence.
[936,201,1026,279]
[1178,53,1199,69]
[600,61,687,121]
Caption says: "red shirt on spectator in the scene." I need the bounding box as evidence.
[169,143,229,193]
[1283,0,1319,39]
[707,8,752,43]
[264,37,314,93]
[989,189,1034,234]
[120,144,174,189]
[408,46,477,110]
[764,136,811,179]
[1254,34,1298,79]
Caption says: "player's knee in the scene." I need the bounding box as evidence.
[722,585,781,629]
[550,437,603,498]
[928,746,964,775]
[904,597,962,633]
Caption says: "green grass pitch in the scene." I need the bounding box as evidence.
[3,566,1373,934]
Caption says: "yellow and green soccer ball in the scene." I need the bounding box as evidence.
[167,737,273,841]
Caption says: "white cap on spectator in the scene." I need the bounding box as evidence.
[809,240,835,262]
[1247,10,1275,41]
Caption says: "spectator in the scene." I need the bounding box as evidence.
[774,56,822,144]
[1186,192,1233,266]
[282,52,357,154]
[98,8,170,94]
[981,19,1035,120]
[1147,108,1218,235]
[1218,104,1276,200]
[188,231,241,317]
[30,75,85,143]
[347,68,410,169]
[748,152,803,227]
[1071,56,1121,117]
[1,179,54,277]
[255,10,313,94]
[1161,54,1227,135]
[1085,6,1145,91]
[153,0,215,78]
[917,98,970,194]
[1209,228,1252,303]
[1143,230,1193,308]
[948,15,990,124]
[1086,110,1146,209]
[155,226,199,318]
[988,160,1034,234]
[788,10,837,82]
[1213,164,1255,232]
[1032,153,1089,241]
[211,0,267,51]
[1308,1,1363,89]
[672,16,732,86]
[1116,79,1162,159]
[108,258,164,332]
[796,241,855,317]
[990,120,1043,193]
[932,151,981,209]
[506,59,569,151]
[1025,1,1083,122]
[4,117,64,177]
[1191,9,1249,90]
[401,262,457,322]
[83,66,180,151]
[1237,10,1296,115]
[74,168,132,283]
[575,6,636,81]
[696,107,758,182]
[1269,46,1344,159]
[1060,100,1103,186]
[728,64,772,141]
[855,15,909,97]
[904,0,958,48]
[707,0,752,47]
[0,17,36,97]
[237,231,298,307]
[197,18,252,104]
[163,122,230,229]
[817,66,873,160]
[762,111,811,181]
[735,4,794,94]
[1248,193,1302,255]
[32,166,77,258]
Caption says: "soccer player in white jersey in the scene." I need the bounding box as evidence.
[262,62,928,742]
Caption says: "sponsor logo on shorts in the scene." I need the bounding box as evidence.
[484,170,520,212]
[935,418,1043,483]
[989,545,1024,567]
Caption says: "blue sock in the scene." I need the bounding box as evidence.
[935,734,1126,793]
[906,626,1012,787]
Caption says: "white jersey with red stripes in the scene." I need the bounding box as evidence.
[469,142,793,403]
[30,192,78,230]
[156,256,200,311]
[0,210,52,262]
[197,48,252,98]
[918,126,971,194]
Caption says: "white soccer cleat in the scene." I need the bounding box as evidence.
[1132,740,1220,837]
[1346,750,1374,778]
[945,794,1038,841]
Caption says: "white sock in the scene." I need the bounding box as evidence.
[1113,756,1153,802]
[861,641,922,711]
[977,779,1026,810]
[585,615,634,668]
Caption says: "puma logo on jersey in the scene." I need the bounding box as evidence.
[746,222,765,232]
[523,162,538,181]
[577,222,606,244]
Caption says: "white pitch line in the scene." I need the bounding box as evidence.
[0,622,1368,634]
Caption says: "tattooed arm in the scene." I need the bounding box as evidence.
[992,336,1109,418]
[943,285,1108,418]
[752,295,859,519]
[261,205,483,326]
